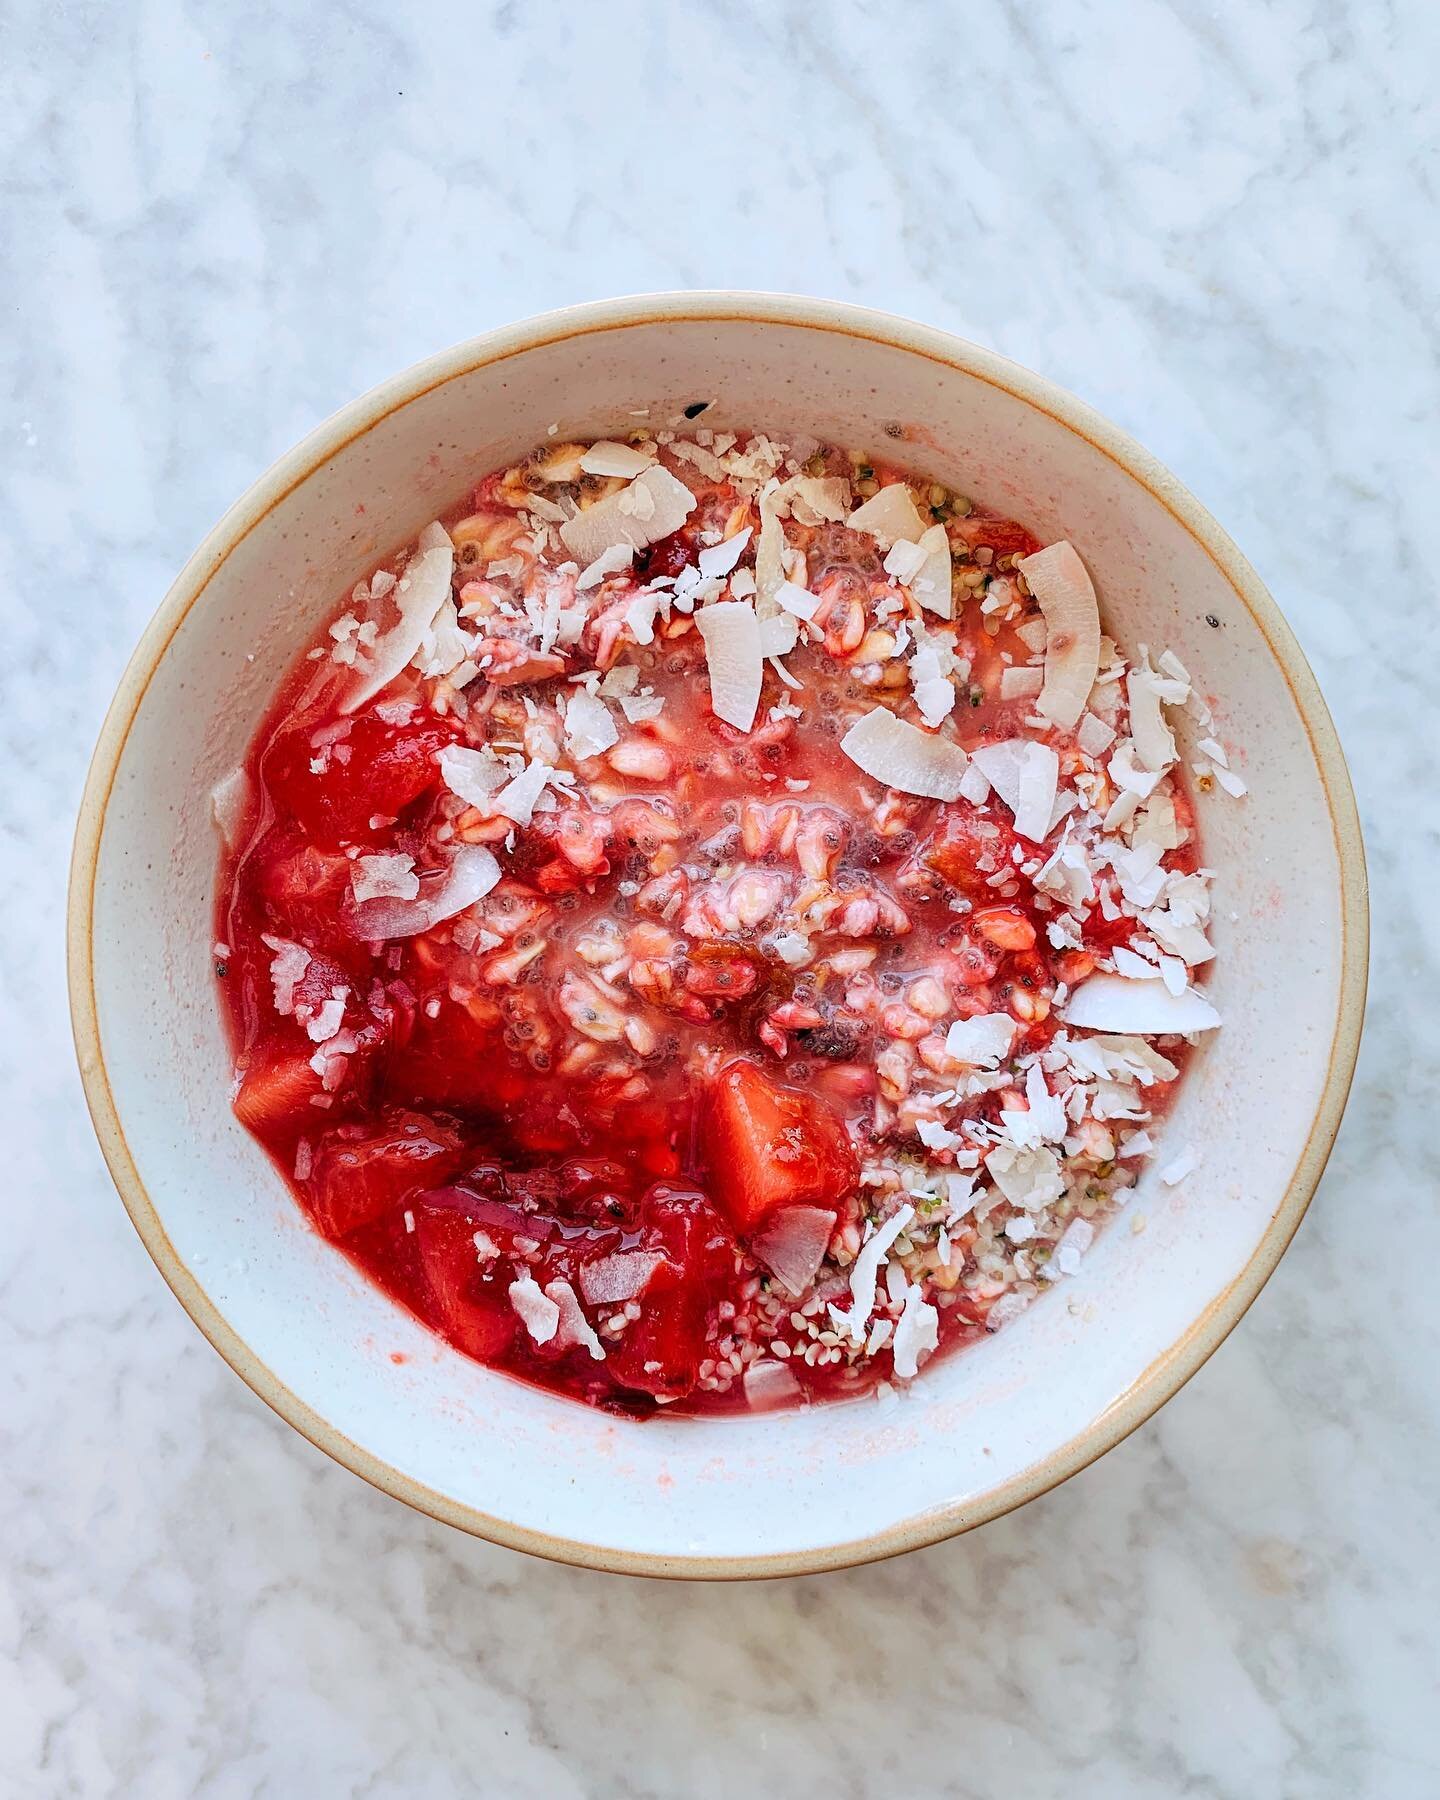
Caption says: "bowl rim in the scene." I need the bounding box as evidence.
[67,291,1369,1579]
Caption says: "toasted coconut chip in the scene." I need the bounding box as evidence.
[557,465,696,564]
[579,440,654,479]
[846,483,928,549]
[1018,541,1101,731]
[341,541,454,714]
[911,523,954,618]
[1063,972,1221,1033]
[750,1206,836,1297]
[1127,662,1178,772]
[345,844,500,939]
[210,766,253,850]
[841,707,969,800]
[696,600,763,732]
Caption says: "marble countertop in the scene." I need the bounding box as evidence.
[4,1,1436,1793]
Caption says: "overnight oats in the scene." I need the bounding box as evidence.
[213,422,1243,1416]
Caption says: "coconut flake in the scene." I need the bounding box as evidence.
[261,934,310,1016]
[557,465,696,564]
[696,601,763,732]
[750,1206,836,1297]
[351,852,419,904]
[508,1275,560,1345]
[1160,1146,1201,1186]
[891,1284,939,1379]
[579,1251,663,1307]
[985,1141,1065,1210]
[744,1360,804,1411]
[972,739,1073,838]
[1077,712,1117,758]
[1064,973,1221,1033]
[1012,742,1061,841]
[345,843,500,939]
[883,538,927,585]
[1127,660,1179,773]
[840,708,969,800]
[341,543,454,713]
[944,1012,1017,1067]
[439,744,509,810]
[775,580,821,623]
[579,441,654,479]
[906,523,953,619]
[1018,541,1102,730]
[493,760,552,826]
[210,767,253,850]
[829,1205,915,1344]
[576,543,635,591]
[755,482,790,613]
[698,526,752,579]
[544,1278,605,1359]
[1000,665,1045,701]
[564,688,619,761]
[846,484,928,549]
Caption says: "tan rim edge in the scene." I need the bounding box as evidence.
[67,292,1370,1579]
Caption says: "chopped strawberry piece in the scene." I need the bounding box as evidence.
[255,835,354,943]
[607,1185,736,1399]
[919,801,1020,899]
[306,1114,465,1238]
[410,1195,520,1363]
[261,709,456,846]
[700,1060,859,1233]
[233,1044,326,1138]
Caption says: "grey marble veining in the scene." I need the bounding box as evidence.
[2,1,1437,1794]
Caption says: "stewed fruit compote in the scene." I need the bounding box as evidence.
[214,421,1238,1417]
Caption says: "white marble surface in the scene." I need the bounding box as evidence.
[3,0,1436,1793]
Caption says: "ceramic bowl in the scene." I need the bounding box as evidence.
[68,294,1367,1577]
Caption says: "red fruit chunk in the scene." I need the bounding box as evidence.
[262,709,455,846]
[642,527,699,580]
[233,1044,326,1139]
[701,1060,859,1233]
[256,837,354,943]
[306,1114,465,1239]
[382,999,508,1115]
[920,801,1020,899]
[411,1196,520,1363]
[607,1185,737,1400]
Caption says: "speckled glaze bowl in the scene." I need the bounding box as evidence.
[68,294,1367,1577]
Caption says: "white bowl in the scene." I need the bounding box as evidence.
[69,294,1367,1577]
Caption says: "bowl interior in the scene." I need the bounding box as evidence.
[76,303,1357,1572]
